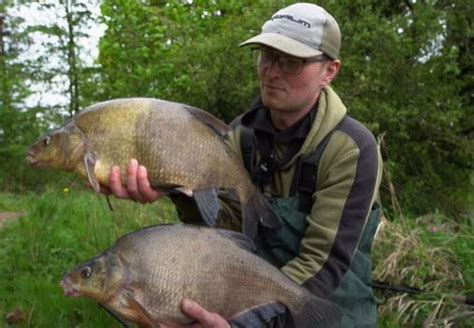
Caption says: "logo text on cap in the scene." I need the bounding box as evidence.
[272,15,311,28]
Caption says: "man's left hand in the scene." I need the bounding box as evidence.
[159,299,230,328]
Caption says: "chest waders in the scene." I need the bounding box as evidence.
[240,123,380,328]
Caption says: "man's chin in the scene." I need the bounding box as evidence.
[261,94,285,111]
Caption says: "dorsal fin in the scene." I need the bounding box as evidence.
[183,105,231,137]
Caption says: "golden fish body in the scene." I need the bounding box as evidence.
[27,98,280,236]
[61,224,341,327]
[72,99,240,192]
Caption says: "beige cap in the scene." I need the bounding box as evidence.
[240,3,341,59]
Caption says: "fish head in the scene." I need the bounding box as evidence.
[27,124,86,170]
[61,254,124,303]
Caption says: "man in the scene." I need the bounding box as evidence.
[103,3,382,327]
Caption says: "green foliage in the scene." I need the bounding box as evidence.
[23,0,100,117]
[1,5,34,145]
[157,0,270,121]
[95,0,473,215]
[1,0,473,215]
[1,1,103,194]
[321,0,472,216]
[98,0,171,98]
[97,0,287,121]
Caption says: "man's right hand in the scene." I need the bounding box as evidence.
[101,159,164,204]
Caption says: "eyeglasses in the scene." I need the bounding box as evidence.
[252,48,329,74]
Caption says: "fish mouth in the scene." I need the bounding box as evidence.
[25,151,38,166]
[60,279,81,297]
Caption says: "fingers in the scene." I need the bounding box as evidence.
[109,164,132,199]
[182,299,230,328]
[106,159,163,204]
[137,165,163,203]
[126,159,145,202]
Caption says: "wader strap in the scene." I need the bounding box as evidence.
[240,128,277,189]
[239,116,344,207]
[240,127,300,191]
[253,130,277,189]
[240,126,255,173]
[289,130,334,213]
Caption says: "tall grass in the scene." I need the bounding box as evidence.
[373,213,474,327]
[0,187,472,327]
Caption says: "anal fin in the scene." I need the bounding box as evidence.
[242,192,281,240]
[193,188,219,227]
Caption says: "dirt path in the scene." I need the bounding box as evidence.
[0,212,25,229]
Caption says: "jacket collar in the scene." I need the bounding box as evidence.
[240,98,317,143]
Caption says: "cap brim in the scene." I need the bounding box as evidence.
[239,33,323,58]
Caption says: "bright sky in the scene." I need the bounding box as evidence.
[8,1,106,109]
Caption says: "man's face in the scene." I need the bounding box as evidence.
[257,47,340,117]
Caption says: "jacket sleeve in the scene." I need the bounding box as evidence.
[281,119,383,298]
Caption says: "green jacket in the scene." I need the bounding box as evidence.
[219,85,382,294]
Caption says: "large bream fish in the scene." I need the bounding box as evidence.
[26,98,279,237]
[61,224,341,327]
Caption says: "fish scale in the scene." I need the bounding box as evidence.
[26,98,281,238]
[61,225,342,327]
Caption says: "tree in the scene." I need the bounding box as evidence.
[98,0,283,120]
[320,0,472,215]
[22,0,101,118]
[0,1,38,147]
[98,0,171,99]
[0,0,101,191]
[97,0,472,215]
[2,0,471,213]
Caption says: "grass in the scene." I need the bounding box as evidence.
[373,213,474,327]
[0,185,177,327]
[0,186,473,327]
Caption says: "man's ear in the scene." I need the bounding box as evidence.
[321,60,341,86]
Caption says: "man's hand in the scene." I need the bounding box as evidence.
[182,299,231,328]
[160,299,230,328]
[100,159,164,203]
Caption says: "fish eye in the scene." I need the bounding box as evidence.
[42,136,51,147]
[80,266,92,279]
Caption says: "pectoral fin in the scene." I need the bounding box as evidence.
[84,152,100,193]
[124,294,156,328]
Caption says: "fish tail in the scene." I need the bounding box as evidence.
[289,293,343,328]
[241,192,281,240]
